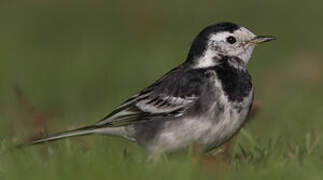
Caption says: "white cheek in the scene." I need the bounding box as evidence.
[223,43,255,64]
[237,45,255,63]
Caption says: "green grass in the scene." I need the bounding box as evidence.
[1,130,322,180]
[1,0,323,179]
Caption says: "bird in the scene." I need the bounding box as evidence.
[21,22,275,157]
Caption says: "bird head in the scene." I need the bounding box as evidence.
[186,22,275,68]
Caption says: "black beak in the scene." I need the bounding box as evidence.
[250,36,276,44]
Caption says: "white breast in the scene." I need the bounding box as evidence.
[202,90,253,150]
[148,78,253,153]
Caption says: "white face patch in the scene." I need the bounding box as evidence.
[194,48,219,68]
[195,26,257,68]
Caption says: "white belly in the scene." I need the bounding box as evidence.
[149,89,253,153]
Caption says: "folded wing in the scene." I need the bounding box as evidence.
[96,66,207,127]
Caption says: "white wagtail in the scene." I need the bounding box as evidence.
[23,22,274,155]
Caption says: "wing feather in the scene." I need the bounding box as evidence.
[96,66,207,127]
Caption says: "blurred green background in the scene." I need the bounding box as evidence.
[1,0,323,179]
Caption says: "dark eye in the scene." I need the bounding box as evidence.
[226,36,236,44]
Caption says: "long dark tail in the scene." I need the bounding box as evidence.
[17,125,99,148]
